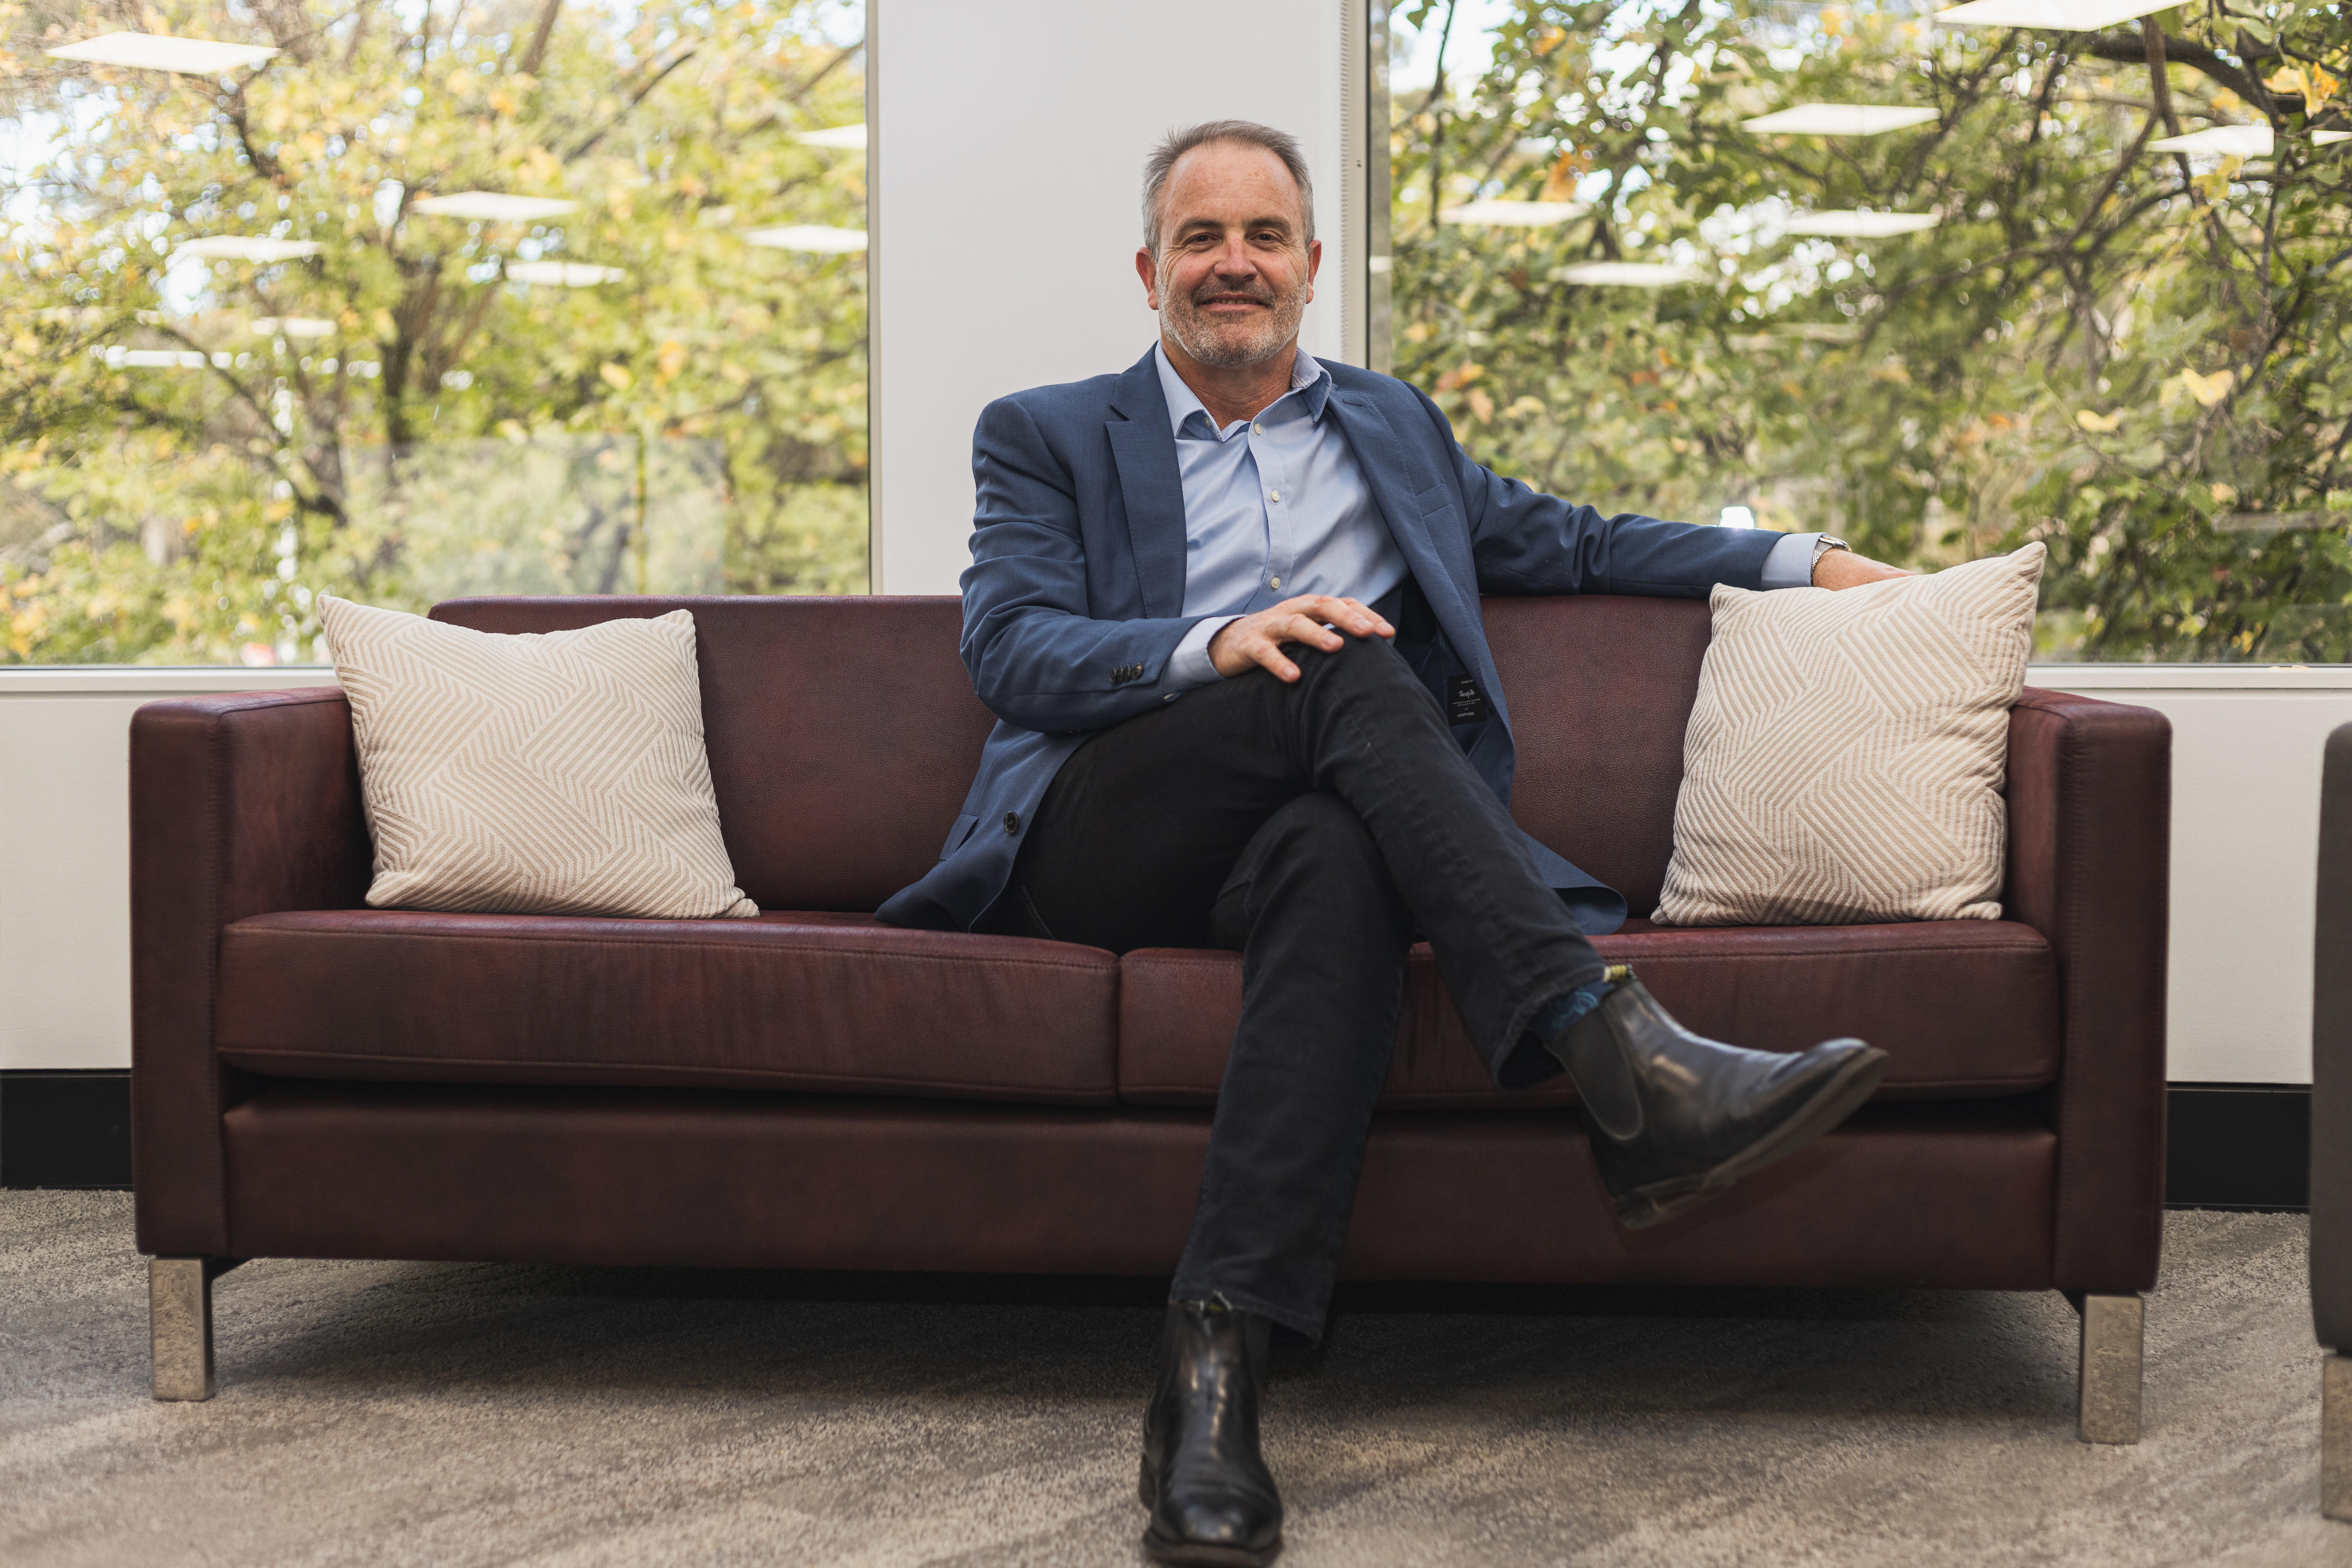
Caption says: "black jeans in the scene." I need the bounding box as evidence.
[986,633,1606,1338]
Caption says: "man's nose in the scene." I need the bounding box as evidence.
[1211,237,1259,279]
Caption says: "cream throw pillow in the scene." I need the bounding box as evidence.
[1652,543,2045,927]
[319,597,756,919]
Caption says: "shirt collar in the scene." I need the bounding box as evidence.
[1153,340,1331,441]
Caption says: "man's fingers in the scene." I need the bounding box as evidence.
[1253,639,1301,682]
[1289,614,1345,651]
[1295,594,1391,637]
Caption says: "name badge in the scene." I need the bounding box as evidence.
[1447,676,1489,725]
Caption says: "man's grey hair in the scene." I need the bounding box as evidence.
[1141,120,1316,255]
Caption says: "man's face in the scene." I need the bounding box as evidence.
[1140,141,1321,370]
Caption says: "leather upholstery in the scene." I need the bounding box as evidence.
[1121,919,2060,1108]
[126,593,2165,1298]
[219,1082,2054,1289]
[129,689,371,1257]
[2004,688,2171,1292]
[2312,723,2352,1348]
[217,909,1119,1104]
[1484,594,1713,917]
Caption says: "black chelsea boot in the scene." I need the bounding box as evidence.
[1548,966,1887,1228]
[1139,1297,1284,1567]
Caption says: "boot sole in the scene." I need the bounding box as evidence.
[1612,1045,1888,1230]
[1138,1457,1284,1568]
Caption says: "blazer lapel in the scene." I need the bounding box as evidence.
[1325,386,1511,728]
[1104,352,1189,621]
[1326,391,1474,626]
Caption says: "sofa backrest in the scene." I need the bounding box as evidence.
[432,593,1712,916]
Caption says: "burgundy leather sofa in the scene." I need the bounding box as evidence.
[131,593,2170,1437]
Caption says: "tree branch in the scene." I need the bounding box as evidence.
[566,48,697,161]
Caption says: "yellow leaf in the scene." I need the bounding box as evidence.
[445,69,473,97]
[599,361,633,390]
[2209,483,2239,506]
[2181,367,2235,407]
[2076,409,2122,432]
[656,340,688,382]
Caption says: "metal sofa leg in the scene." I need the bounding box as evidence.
[2328,1355,2352,1521]
[2067,1290,2145,1444]
[150,1257,243,1401]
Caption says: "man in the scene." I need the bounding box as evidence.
[878,121,1907,1567]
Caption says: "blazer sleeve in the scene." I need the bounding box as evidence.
[959,394,1208,733]
[1407,384,1778,597]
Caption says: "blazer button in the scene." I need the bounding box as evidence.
[1003,812,1020,834]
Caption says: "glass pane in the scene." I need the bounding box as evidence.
[1,0,867,666]
[1388,1,2352,661]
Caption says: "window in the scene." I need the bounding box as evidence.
[1385,0,2350,661]
[1,0,866,666]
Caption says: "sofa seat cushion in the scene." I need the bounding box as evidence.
[1119,918,2059,1108]
[217,910,1120,1105]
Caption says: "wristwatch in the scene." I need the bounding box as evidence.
[1811,534,1852,580]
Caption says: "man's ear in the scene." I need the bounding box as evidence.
[1304,237,1321,302]
[1136,247,1160,311]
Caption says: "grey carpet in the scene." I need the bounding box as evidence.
[0,1193,2341,1567]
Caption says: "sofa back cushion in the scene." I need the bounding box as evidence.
[1486,595,1712,919]
[434,596,992,913]
[434,593,1713,914]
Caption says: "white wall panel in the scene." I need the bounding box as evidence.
[2029,665,2352,1084]
[870,0,1348,594]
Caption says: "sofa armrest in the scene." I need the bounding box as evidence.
[131,688,371,1256]
[2005,685,2171,1291]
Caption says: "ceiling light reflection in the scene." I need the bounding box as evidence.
[505,261,627,286]
[1549,262,1707,287]
[1933,0,2173,29]
[797,125,867,151]
[1783,212,1941,239]
[46,32,279,73]
[175,237,322,263]
[411,192,580,222]
[1741,104,1939,136]
[1439,199,1591,226]
[743,225,869,253]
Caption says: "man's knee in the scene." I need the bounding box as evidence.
[1287,632,1426,703]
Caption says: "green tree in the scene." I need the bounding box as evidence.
[1392,0,2352,660]
[0,0,868,664]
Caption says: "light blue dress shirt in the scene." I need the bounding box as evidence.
[1157,342,1820,689]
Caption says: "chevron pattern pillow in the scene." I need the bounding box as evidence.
[319,597,757,920]
[1652,543,2045,927]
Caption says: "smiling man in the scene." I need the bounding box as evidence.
[878,121,1907,1567]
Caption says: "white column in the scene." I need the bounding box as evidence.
[869,0,1350,595]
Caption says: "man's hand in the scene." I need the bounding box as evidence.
[1208,594,1395,682]
[1814,549,1913,590]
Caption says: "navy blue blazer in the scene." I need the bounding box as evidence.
[874,347,1779,935]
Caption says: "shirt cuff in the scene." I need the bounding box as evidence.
[1760,532,1823,591]
[1166,616,1242,690]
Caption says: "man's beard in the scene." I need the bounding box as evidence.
[1158,255,1309,369]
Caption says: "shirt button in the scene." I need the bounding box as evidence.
[1268,489,1281,502]
[1252,423,1263,434]
[1269,576,1282,589]
[1002,812,1020,834]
